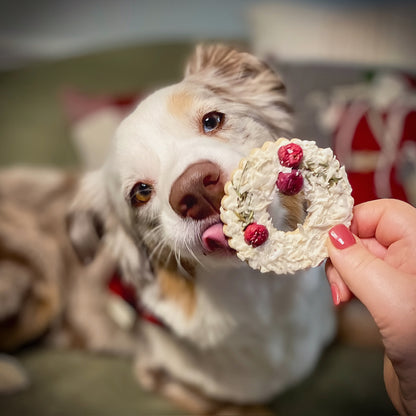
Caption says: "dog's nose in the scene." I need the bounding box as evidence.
[169,161,225,220]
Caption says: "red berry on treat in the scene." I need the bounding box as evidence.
[278,143,303,168]
[244,223,269,247]
[277,170,303,195]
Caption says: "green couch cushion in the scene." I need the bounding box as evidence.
[0,42,194,167]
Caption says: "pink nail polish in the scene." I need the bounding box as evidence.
[330,283,341,306]
[329,224,356,250]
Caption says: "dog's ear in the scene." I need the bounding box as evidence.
[185,44,292,135]
[185,44,275,83]
[66,171,108,265]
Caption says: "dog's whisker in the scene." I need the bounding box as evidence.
[138,223,177,271]
[158,242,175,268]
[172,240,190,277]
[165,249,175,266]
[184,239,203,269]
[140,224,165,252]
[148,239,166,264]
[174,241,182,267]
[150,236,175,268]
[140,223,164,245]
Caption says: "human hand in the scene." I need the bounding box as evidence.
[325,199,416,415]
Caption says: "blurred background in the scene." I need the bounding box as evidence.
[1,0,415,203]
[0,0,415,415]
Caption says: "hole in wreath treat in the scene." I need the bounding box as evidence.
[220,138,354,275]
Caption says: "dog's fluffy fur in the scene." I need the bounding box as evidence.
[69,44,335,413]
[0,167,138,355]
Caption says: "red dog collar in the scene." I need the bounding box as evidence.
[108,272,166,329]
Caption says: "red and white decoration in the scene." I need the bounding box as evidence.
[319,74,416,206]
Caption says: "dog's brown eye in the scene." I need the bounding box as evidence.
[129,182,153,206]
[202,111,224,134]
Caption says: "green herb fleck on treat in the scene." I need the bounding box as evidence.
[235,161,249,197]
[232,161,255,228]
[236,210,254,228]
[328,176,342,187]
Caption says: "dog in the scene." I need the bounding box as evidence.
[68,44,336,414]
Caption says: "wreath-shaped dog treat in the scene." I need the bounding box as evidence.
[220,138,354,274]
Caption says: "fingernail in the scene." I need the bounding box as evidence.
[330,283,341,306]
[329,224,356,250]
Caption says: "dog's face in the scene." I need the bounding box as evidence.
[69,45,297,274]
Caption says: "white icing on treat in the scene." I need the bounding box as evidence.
[220,138,354,274]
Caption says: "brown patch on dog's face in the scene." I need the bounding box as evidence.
[167,91,194,121]
[279,194,305,231]
[156,258,196,319]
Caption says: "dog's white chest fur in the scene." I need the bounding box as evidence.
[139,264,335,402]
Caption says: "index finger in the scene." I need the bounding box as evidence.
[351,199,416,248]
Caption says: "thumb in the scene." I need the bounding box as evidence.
[327,224,402,320]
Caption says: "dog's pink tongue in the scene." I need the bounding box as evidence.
[202,223,230,253]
